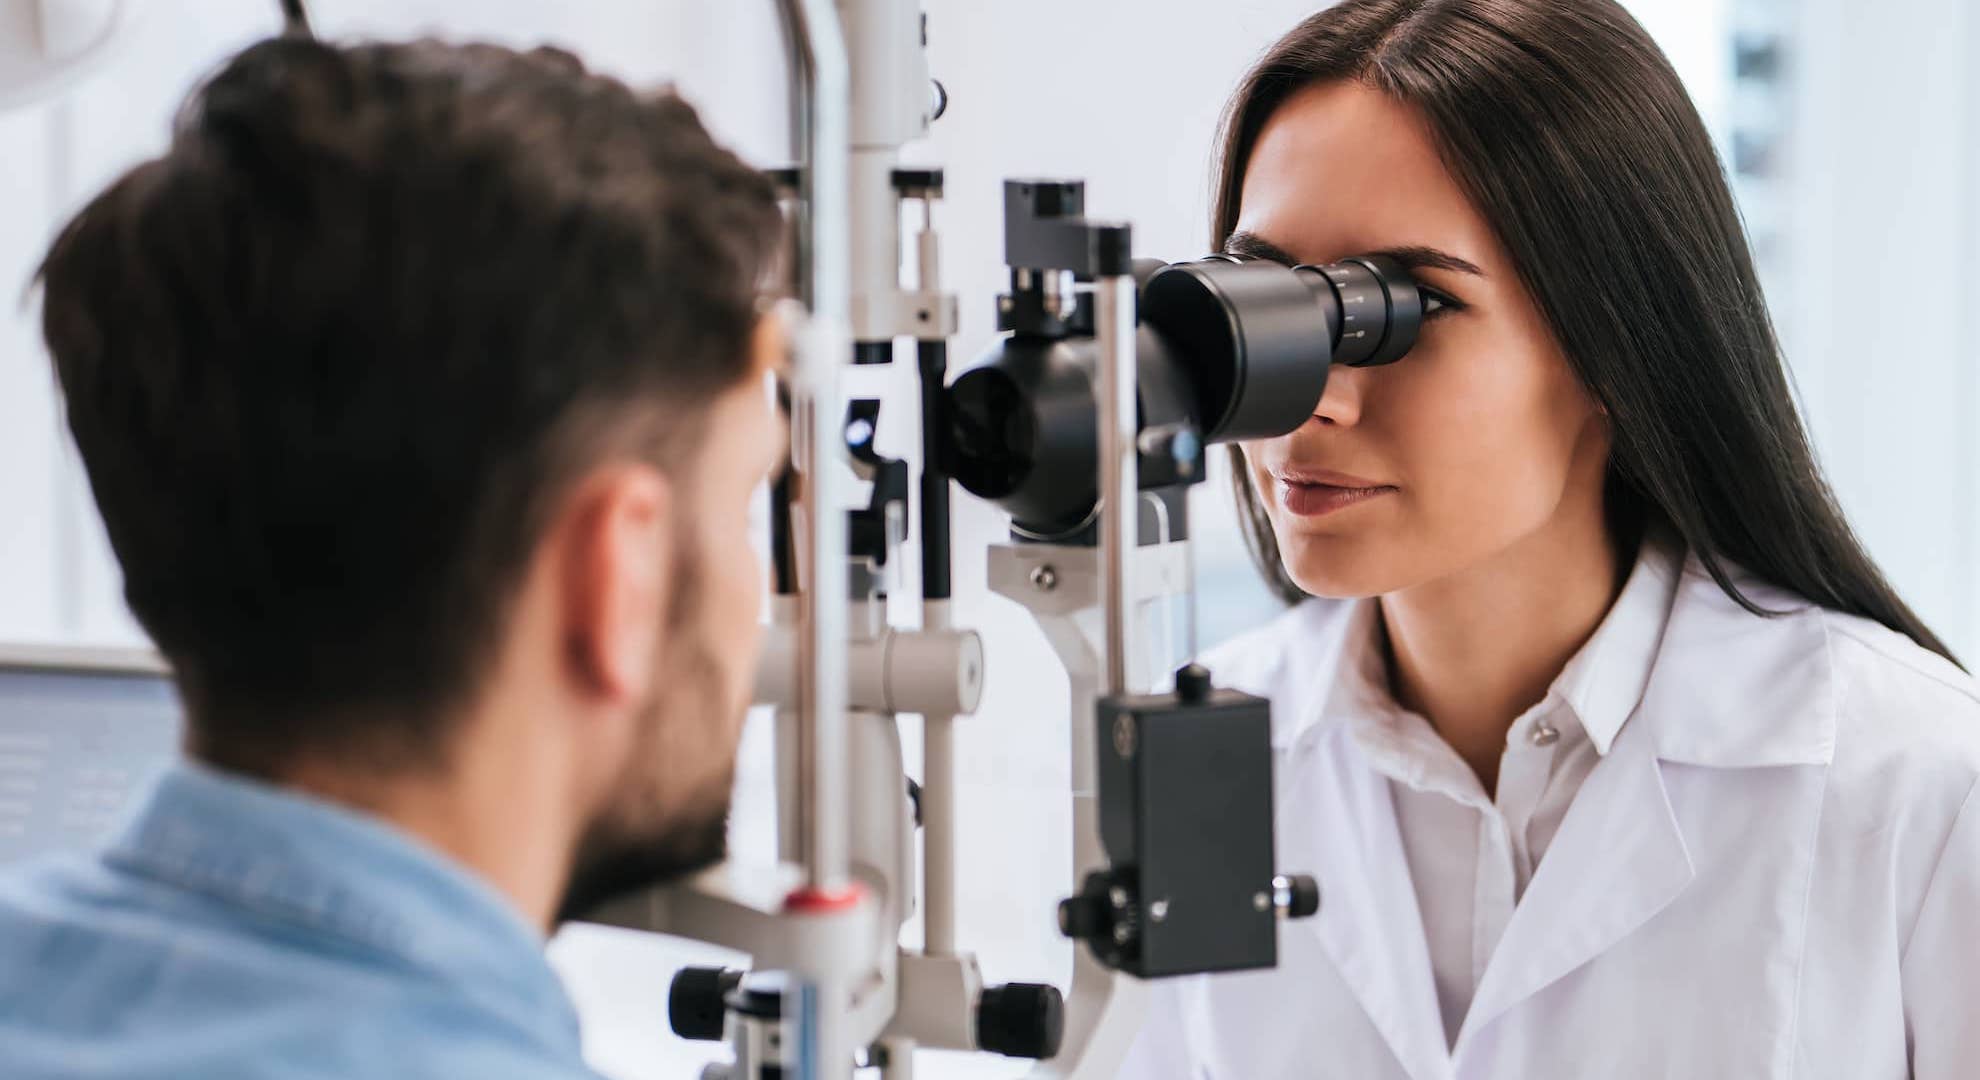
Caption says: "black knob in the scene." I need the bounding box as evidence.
[891,167,946,196]
[1057,895,1101,940]
[906,776,923,828]
[1284,874,1321,919]
[1021,180,1083,219]
[1173,662,1212,703]
[977,982,1065,1060]
[668,966,743,1041]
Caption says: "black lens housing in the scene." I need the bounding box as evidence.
[945,252,1428,540]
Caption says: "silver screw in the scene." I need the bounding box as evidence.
[1252,891,1271,912]
[1113,715,1137,758]
[1150,899,1170,922]
[1113,924,1133,945]
[1030,564,1058,591]
[1109,886,1129,908]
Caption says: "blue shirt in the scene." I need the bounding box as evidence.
[0,762,605,1079]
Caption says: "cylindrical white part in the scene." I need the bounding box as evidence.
[921,601,958,957]
[844,0,926,341]
[877,1035,917,1080]
[754,624,983,719]
[850,147,900,338]
[843,0,929,149]
[886,624,984,717]
[1096,274,1139,696]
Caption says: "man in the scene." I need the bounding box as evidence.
[0,34,786,1079]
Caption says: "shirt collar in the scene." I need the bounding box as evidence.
[1549,530,1685,755]
[105,761,581,1041]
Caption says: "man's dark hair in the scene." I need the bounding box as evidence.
[36,37,783,772]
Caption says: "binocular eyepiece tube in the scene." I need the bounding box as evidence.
[944,251,1430,541]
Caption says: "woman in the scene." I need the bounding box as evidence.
[1121,1,1980,1077]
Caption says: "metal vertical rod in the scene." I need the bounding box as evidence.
[776,0,853,899]
[916,332,959,955]
[772,1,814,309]
[1096,273,1139,696]
[773,3,856,1075]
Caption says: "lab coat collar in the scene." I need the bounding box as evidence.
[1641,552,1839,768]
[1267,596,1380,750]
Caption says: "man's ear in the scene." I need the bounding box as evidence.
[559,464,675,705]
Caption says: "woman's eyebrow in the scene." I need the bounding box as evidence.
[1221,230,1302,266]
[1368,245,1486,277]
[1222,230,1485,277]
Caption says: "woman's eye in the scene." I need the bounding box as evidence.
[1420,285,1466,320]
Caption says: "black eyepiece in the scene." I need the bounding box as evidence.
[943,246,1431,540]
[1138,252,1427,442]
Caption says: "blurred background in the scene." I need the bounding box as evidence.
[0,0,1974,1076]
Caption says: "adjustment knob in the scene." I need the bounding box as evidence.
[1172,662,1212,703]
[668,966,743,1041]
[1275,874,1321,919]
[977,982,1065,1060]
[1057,894,1101,940]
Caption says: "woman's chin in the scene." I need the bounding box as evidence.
[1277,531,1420,599]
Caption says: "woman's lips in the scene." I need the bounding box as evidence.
[1273,472,1397,517]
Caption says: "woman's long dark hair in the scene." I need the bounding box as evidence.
[1217,0,1960,665]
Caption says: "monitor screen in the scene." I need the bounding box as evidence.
[0,652,180,865]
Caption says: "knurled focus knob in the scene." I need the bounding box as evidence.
[667,966,743,1041]
[1057,894,1101,940]
[977,982,1065,1060]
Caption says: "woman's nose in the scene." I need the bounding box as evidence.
[1312,364,1365,427]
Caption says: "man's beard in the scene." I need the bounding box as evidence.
[555,783,730,925]
[554,569,742,925]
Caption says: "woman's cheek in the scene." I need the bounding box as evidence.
[1240,438,1279,505]
[1389,344,1580,550]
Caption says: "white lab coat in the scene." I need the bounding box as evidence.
[1119,548,1980,1079]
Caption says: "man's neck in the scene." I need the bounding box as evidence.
[278,733,576,933]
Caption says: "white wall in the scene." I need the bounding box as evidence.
[1783,0,1980,654]
[1,2,1976,1078]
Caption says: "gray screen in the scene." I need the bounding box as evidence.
[0,667,181,865]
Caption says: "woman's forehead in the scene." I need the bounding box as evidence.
[1233,81,1492,267]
